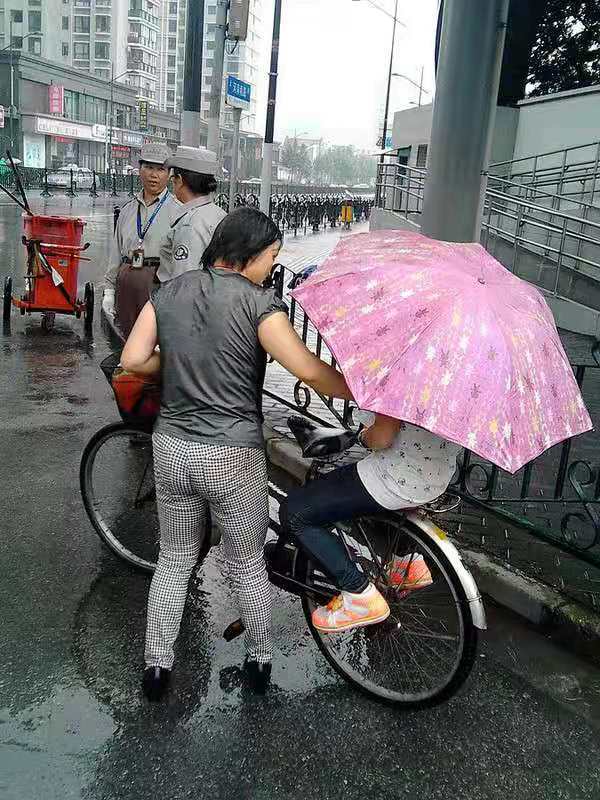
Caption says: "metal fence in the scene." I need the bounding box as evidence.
[266,262,600,610]
[0,165,374,203]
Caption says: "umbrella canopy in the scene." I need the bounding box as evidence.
[292,230,593,474]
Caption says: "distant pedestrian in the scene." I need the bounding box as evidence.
[102,143,180,338]
[156,146,226,283]
[120,207,352,701]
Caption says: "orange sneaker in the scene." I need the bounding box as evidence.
[387,553,433,590]
[312,584,390,634]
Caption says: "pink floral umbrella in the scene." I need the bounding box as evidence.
[292,229,592,474]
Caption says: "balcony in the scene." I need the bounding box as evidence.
[128,6,159,28]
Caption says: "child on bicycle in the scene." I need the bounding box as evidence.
[280,411,461,634]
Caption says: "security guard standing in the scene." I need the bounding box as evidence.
[103,143,180,338]
[156,146,226,283]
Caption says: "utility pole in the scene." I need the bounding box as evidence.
[229,107,241,212]
[109,62,114,176]
[181,0,204,147]
[421,0,509,242]
[9,17,14,151]
[207,0,228,157]
[259,0,282,214]
[379,0,398,157]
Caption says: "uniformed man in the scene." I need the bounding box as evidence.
[156,146,226,283]
[102,143,181,338]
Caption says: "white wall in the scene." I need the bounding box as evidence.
[514,86,600,164]
[391,103,432,164]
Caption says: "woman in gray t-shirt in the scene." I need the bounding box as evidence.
[121,207,352,700]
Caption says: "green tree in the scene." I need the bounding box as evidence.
[280,138,312,183]
[528,0,600,96]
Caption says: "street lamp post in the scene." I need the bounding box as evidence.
[392,67,430,107]
[1,21,43,153]
[107,66,129,175]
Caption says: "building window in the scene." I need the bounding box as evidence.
[95,15,110,32]
[28,37,41,54]
[28,10,42,30]
[29,0,42,5]
[10,10,23,23]
[416,144,428,168]
[74,42,90,58]
[11,36,23,49]
[168,1,177,13]
[167,90,175,103]
[95,68,110,79]
[62,42,69,56]
[95,42,109,59]
[168,36,176,49]
[74,16,90,33]
[167,72,175,85]
[167,55,176,68]
[168,19,177,33]
[62,16,69,29]
[208,5,216,14]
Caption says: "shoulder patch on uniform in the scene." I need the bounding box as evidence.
[173,245,189,261]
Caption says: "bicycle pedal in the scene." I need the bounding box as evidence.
[223,618,245,642]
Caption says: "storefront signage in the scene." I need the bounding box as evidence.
[35,116,145,149]
[48,85,65,116]
[138,100,148,132]
[36,116,93,140]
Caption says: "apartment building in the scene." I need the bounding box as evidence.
[156,0,266,132]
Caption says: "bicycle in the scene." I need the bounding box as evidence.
[80,413,486,708]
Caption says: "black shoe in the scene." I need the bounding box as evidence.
[243,659,272,695]
[142,666,171,702]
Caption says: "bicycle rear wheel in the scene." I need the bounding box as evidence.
[80,423,160,573]
[302,515,478,708]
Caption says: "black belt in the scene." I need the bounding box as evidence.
[121,257,160,267]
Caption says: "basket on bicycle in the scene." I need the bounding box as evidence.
[100,352,160,428]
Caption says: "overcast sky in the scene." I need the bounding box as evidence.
[257,0,439,151]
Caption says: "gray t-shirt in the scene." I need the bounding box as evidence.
[151,267,287,449]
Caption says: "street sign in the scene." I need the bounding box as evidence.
[0,106,5,129]
[226,76,251,110]
[138,100,148,132]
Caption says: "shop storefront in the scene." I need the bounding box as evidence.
[21,115,145,173]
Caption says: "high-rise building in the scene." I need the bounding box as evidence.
[157,0,265,132]
[127,0,161,103]
[0,0,266,127]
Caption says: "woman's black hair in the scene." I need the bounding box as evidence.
[201,206,282,271]
[172,167,218,196]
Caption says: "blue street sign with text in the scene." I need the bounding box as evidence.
[226,76,251,109]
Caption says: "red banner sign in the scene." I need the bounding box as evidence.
[48,85,64,116]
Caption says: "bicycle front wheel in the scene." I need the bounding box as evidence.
[80,423,159,573]
[302,515,478,708]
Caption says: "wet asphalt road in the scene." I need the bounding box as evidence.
[2,196,600,800]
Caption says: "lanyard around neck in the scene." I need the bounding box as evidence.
[137,193,168,242]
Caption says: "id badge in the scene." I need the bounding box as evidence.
[131,248,144,269]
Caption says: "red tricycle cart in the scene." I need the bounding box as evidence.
[3,214,94,332]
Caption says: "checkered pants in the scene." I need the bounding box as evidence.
[145,432,272,668]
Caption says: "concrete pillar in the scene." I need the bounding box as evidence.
[421,0,509,242]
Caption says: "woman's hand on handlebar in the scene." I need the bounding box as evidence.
[258,312,353,401]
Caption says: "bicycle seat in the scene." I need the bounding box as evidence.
[287,415,358,459]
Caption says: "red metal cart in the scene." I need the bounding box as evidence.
[3,214,94,332]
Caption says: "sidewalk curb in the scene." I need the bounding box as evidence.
[264,424,600,665]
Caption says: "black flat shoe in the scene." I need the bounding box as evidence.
[244,659,272,695]
[142,666,171,702]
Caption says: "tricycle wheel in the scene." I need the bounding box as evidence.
[41,312,55,331]
[84,282,94,334]
[3,276,12,321]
